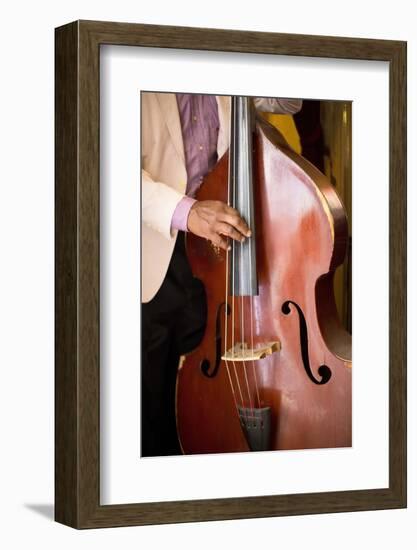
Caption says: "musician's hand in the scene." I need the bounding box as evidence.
[187,200,251,251]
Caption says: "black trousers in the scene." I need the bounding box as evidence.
[141,233,207,457]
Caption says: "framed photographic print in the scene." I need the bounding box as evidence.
[55,20,406,528]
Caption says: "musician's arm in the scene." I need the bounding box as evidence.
[253,97,302,114]
[141,168,185,240]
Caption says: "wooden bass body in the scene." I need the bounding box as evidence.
[176,115,352,454]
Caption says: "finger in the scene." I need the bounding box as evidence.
[219,210,251,237]
[224,204,240,217]
[209,232,229,251]
[215,221,245,243]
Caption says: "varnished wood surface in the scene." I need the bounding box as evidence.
[176,118,352,454]
[55,19,406,528]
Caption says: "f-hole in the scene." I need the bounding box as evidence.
[281,300,332,385]
[200,302,230,378]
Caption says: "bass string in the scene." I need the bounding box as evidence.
[245,100,261,411]
[230,244,245,413]
[237,97,256,422]
[223,97,245,423]
[231,100,250,422]
[223,244,239,414]
[250,298,261,410]
[241,292,254,415]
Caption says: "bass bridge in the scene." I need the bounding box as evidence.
[221,341,280,362]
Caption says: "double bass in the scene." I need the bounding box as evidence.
[176,96,351,454]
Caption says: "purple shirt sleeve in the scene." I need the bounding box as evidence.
[171,196,197,232]
[171,94,219,233]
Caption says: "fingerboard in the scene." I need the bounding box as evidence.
[229,96,258,297]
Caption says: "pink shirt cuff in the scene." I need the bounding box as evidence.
[171,196,197,232]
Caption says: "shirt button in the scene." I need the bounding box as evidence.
[199,145,203,151]
[193,116,197,122]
